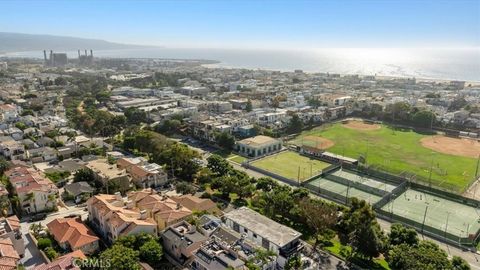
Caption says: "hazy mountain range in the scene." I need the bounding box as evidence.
[0,32,154,53]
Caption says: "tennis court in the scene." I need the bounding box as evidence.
[307,177,383,205]
[329,169,397,193]
[381,188,480,239]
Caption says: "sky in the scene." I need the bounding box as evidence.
[1,0,479,49]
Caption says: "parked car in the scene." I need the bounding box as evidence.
[28,213,47,222]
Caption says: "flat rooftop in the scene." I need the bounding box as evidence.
[237,135,279,147]
[224,207,301,247]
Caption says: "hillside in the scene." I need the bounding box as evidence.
[0,32,152,52]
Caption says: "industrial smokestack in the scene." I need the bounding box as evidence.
[78,50,81,58]
[90,50,93,57]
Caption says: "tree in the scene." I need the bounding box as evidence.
[246,99,253,112]
[100,244,140,270]
[412,110,435,128]
[155,119,182,135]
[44,247,58,260]
[256,177,278,192]
[216,132,235,150]
[37,238,52,250]
[451,256,471,270]
[285,255,303,270]
[139,239,163,266]
[195,167,214,185]
[286,114,303,134]
[207,154,232,176]
[176,182,196,195]
[388,223,418,246]
[299,198,338,249]
[0,157,9,175]
[73,168,95,183]
[124,108,148,124]
[387,241,451,270]
[339,198,386,261]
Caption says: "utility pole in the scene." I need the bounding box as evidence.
[421,205,429,240]
[428,152,435,187]
[444,211,450,241]
[475,154,480,179]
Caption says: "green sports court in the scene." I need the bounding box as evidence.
[249,150,331,182]
[380,188,480,242]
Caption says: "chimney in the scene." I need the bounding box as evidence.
[78,50,81,58]
[114,191,122,201]
[90,49,93,57]
[139,210,147,220]
[176,203,181,210]
[126,200,134,209]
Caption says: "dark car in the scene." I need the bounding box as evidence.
[28,213,47,222]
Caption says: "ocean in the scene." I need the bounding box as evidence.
[3,47,480,82]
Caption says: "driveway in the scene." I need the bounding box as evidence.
[21,233,46,270]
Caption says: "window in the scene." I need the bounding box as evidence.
[262,238,269,249]
[253,233,257,238]
[244,228,248,233]
[233,222,240,233]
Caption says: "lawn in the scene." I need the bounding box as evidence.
[250,151,331,182]
[228,154,247,164]
[293,123,477,193]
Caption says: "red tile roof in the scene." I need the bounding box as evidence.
[47,218,99,249]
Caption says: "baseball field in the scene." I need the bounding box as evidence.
[292,121,479,193]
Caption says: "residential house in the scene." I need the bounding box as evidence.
[117,158,167,188]
[0,238,20,270]
[86,159,130,193]
[0,216,24,257]
[47,217,100,255]
[34,250,86,270]
[0,138,25,161]
[27,147,57,163]
[64,182,94,203]
[5,166,58,214]
[87,193,157,243]
[0,104,20,123]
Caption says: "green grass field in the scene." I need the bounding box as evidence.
[250,151,331,182]
[293,123,478,193]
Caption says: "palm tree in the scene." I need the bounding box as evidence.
[0,196,10,217]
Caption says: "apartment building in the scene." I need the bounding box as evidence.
[87,193,157,244]
[162,221,207,265]
[224,207,302,269]
[127,189,192,231]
